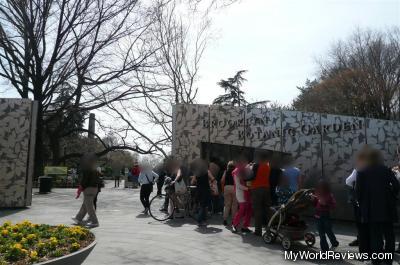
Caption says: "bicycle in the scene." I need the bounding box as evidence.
[149,185,214,222]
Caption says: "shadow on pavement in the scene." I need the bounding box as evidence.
[239,233,273,248]
[0,207,28,218]
[194,226,223,234]
[136,213,151,218]
[164,218,187,228]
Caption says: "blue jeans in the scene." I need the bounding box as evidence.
[317,213,338,251]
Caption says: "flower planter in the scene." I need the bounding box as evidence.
[36,240,96,265]
[0,221,96,265]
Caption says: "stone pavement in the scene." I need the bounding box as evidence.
[0,182,397,265]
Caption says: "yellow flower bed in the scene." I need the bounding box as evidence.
[0,221,94,265]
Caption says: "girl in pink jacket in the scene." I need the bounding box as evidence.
[231,167,253,233]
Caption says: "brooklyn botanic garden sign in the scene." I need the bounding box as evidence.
[203,117,364,140]
[172,104,400,219]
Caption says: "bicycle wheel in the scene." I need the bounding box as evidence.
[149,194,173,221]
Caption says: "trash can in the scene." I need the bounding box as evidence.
[39,176,52,193]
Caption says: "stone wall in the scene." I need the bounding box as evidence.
[172,104,400,219]
[0,98,37,207]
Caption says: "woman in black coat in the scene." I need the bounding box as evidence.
[191,159,215,227]
[356,149,399,264]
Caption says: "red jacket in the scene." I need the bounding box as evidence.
[313,192,336,218]
[131,166,140,176]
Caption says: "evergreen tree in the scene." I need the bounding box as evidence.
[213,70,248,106]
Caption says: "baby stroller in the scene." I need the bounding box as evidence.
[263,189,316,250]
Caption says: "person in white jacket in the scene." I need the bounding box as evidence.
[138,164,159,215]
[345,169,357,187]
[345,150,368,247]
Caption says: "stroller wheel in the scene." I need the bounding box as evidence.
[304,232,316,247]
[262,230,276,244]
[281,237,291,250]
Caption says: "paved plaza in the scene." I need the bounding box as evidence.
[0,182,398,265]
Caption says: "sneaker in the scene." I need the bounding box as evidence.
[85,222,99,228]
[332,241,339,248]
[232,226,239,233]
[223,220,228,226]
[241,227,253,233]
[349,239,359,247]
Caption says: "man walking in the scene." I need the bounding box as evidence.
[250,152,272,236]
[73,153,100,228]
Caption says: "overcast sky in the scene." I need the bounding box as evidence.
[196,0,400,106]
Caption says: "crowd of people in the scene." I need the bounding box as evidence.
[153,148,399,264]
[147,152,304,235]
[71,146,400,264]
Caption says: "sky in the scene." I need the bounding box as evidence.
[1,0,398,105]
[196,0,400,106]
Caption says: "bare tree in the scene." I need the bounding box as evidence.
[293,28,400,120]
[0,0,241,173]
[106,0,211,157]
[0,0,166,177]
[187,0,239,12]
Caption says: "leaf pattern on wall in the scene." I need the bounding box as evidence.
[0,99,36,207]
[173,104,400,219]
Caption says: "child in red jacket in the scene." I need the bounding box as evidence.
[312,180,339,251]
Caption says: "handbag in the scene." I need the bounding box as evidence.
[174,179,186,194]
